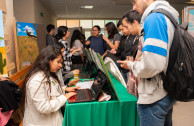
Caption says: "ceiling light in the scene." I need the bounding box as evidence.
[80,6,93,9]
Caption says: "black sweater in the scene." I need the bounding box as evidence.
[115,34,139,60]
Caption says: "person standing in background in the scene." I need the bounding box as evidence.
[85,25,107,58]
[102,22,121,62]
[70,29,84,64]
[55,26,81,84]
[110,20,137,83]
[46,24,55,46]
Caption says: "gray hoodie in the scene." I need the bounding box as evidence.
[127,0,179,104]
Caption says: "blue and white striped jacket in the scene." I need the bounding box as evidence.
[127,1,179,104]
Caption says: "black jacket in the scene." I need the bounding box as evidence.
[0,81,21,112]
[115,34,139,73]
[115,34,138,60]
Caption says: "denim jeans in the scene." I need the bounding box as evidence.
[137,94,176,126]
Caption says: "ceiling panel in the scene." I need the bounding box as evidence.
[39,0,192,19]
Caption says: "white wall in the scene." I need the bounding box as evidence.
[34,0,57,25]
[13,0,35,23]
[14,0,57,25]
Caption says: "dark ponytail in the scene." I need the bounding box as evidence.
[55,26,68,42]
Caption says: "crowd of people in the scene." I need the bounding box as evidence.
[0,0,181,126]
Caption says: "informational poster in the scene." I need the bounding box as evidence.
[0,10,7,77]
[16,22,39,70]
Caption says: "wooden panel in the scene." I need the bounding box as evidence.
[0,0,6,13]
[17,78,25,88]
[13,17,19,72]
[9,65,31,82]
[19,120,23,126]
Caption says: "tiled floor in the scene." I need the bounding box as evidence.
[173,101,194,126]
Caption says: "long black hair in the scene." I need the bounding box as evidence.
[20,46,62,116]
[70,29,82,48]
[105,22,118,39]
[55,26,68,42]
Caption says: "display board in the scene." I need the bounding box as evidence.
[0,10,7,77]
[16,22,39,70]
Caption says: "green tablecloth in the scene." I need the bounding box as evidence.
[63,73,139,126]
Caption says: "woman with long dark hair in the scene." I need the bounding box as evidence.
[103,22,121,62]
[103,22,121,50]
[55,26,80,83]
[21,46,79,126]
[70,29,84,64]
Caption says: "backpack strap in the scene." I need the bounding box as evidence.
[152,9,181,73]
[152,9,178,28]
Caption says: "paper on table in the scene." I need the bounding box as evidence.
[76,81,94,89]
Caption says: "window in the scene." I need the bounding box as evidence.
[80,20,92,29]
[85,31,91,40]
[57,20,66,27]
[67,20,79,28]
[93,20,105,28]
[57,19,119,39]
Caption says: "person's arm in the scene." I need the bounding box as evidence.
[28,74,75,114]
[71,48,81,55]
[85,36,92,46]
[74,40,83,55]
[102,35,120,49]
[126,13,169,78]
[85,40,90,45]
[63,71,74,83]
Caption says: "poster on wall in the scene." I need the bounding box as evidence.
[188,9,194,37]
[0,10,7,77]
[16,22,39,70]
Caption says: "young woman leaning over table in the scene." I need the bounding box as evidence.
[21,46,79,126]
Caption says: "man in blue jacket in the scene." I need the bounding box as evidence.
[118,0,179,125]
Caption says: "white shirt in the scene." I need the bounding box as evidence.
[23,71,67,126]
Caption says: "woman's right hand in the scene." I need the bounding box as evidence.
[102,35,108,42]
[76,47,82,52]
[85,41,90,45]
[70,46,76,52]
[65,92,76,99]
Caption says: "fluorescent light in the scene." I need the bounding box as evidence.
[80,6,93,9]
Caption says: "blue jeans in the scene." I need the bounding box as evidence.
[137,94,176,126]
